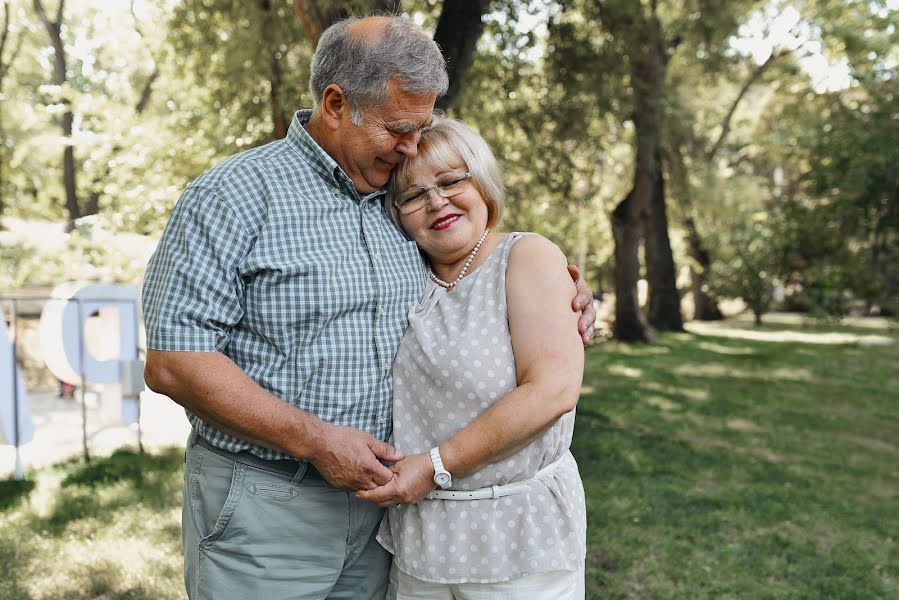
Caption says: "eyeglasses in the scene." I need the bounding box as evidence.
[393,171,472,215]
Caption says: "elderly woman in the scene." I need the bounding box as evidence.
[357,118,586,598]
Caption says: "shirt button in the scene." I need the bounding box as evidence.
[377,306,385,316]
[383,361,391,371]
[377,415,386,424]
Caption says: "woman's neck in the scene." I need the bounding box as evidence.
[428,230,497,285]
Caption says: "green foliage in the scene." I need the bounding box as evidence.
[750,37,898,315]
[0,0,894,312]
[710,212,785,324]
[166,0,311,151]
[0,217,154,288]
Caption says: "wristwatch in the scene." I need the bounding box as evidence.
[429,446,452,489]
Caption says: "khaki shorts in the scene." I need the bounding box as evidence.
[182,431,390,599]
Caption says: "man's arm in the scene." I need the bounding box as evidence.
[145,350,402,492]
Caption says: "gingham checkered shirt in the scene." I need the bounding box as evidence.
[142,110,426,460]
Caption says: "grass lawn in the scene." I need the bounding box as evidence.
[1,315,896,599]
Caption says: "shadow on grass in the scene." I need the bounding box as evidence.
[42,447,184,532]
[0,478,36,511]
[62,447,182,488]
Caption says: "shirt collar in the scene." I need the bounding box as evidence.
[286,110,386,201]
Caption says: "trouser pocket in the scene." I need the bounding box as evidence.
[187,443,246,548]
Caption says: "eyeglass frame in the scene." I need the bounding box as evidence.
[392,171,473,215]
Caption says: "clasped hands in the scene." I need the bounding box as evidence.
[355,452,436,507]
[309,424,434,506]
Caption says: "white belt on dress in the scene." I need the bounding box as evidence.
[425,452,568,501]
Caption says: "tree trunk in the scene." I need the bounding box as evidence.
[685,215,724,320]
[667,135,725,321]
[433,0,489,112]
[643,157,684,331]
[612,192,654,342]
[262,0,287,138]
[609,10,665,343]
[293,0,401,45]
[0,0,18,225]
[34,0,80,226]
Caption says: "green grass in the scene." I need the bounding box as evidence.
[0,448,185,599]
[1,318,896,598]
[576,319,898,599]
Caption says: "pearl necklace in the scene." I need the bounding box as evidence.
[428,229,490,291]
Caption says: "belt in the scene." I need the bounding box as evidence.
[195,435,324,481]
[425,452,568,501]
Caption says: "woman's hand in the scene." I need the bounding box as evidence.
[356,453,436,508]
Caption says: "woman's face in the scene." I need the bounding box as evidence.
[398,161,489,262]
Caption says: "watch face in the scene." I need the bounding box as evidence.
[435,472,451,487]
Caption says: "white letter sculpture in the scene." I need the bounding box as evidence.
[1,306,34,480]
[39,283,141,426]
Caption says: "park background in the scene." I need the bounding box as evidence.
[0,0,897,598]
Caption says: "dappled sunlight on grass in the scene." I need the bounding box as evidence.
[673,362,814,381]
[725,418,762,433]
[645,396,681,411]
[0,448,184,600]
[639,381,710,403]
[695,340,757,355]
[840,434,898,456]
[603,342,672,355]
[608,364,644,378]
[686,320,894,346]
[578,317,898,598]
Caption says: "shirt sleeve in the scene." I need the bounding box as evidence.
[142,185,252,352]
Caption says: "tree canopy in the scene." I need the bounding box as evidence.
[2,0,896,325]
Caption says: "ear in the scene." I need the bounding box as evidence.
[320,84,348,131]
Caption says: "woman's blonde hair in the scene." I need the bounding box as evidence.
[386,117,505,229]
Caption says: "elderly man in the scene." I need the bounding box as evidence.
[143,15,594,600]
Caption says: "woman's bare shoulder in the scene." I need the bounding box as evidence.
[508,233,567,270]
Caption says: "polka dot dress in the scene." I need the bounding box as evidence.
[377,233,587,584]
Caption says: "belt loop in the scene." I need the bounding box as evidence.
[290,462,310,486]
[491,485,500,499]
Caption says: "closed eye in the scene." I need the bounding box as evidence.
[400,189,426,204]
[439,176,468,189]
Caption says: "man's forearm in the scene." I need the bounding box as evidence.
[144,349,326,460]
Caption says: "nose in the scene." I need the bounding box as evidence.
[425,188,449,211]
[395,131,421,158]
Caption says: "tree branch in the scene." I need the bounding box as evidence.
[0,1,23,83]
[708,49,788,161]
[129,0,159,115]
[0,1,10,69]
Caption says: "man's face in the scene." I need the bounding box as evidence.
[335,79,437,195]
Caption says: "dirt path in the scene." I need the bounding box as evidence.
[0,389,190,478]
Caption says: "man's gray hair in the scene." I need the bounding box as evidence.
[309,16,449,125]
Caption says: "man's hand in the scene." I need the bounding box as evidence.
[310,424,405,491]
[356,453,436,507]
[568,264,596,344]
